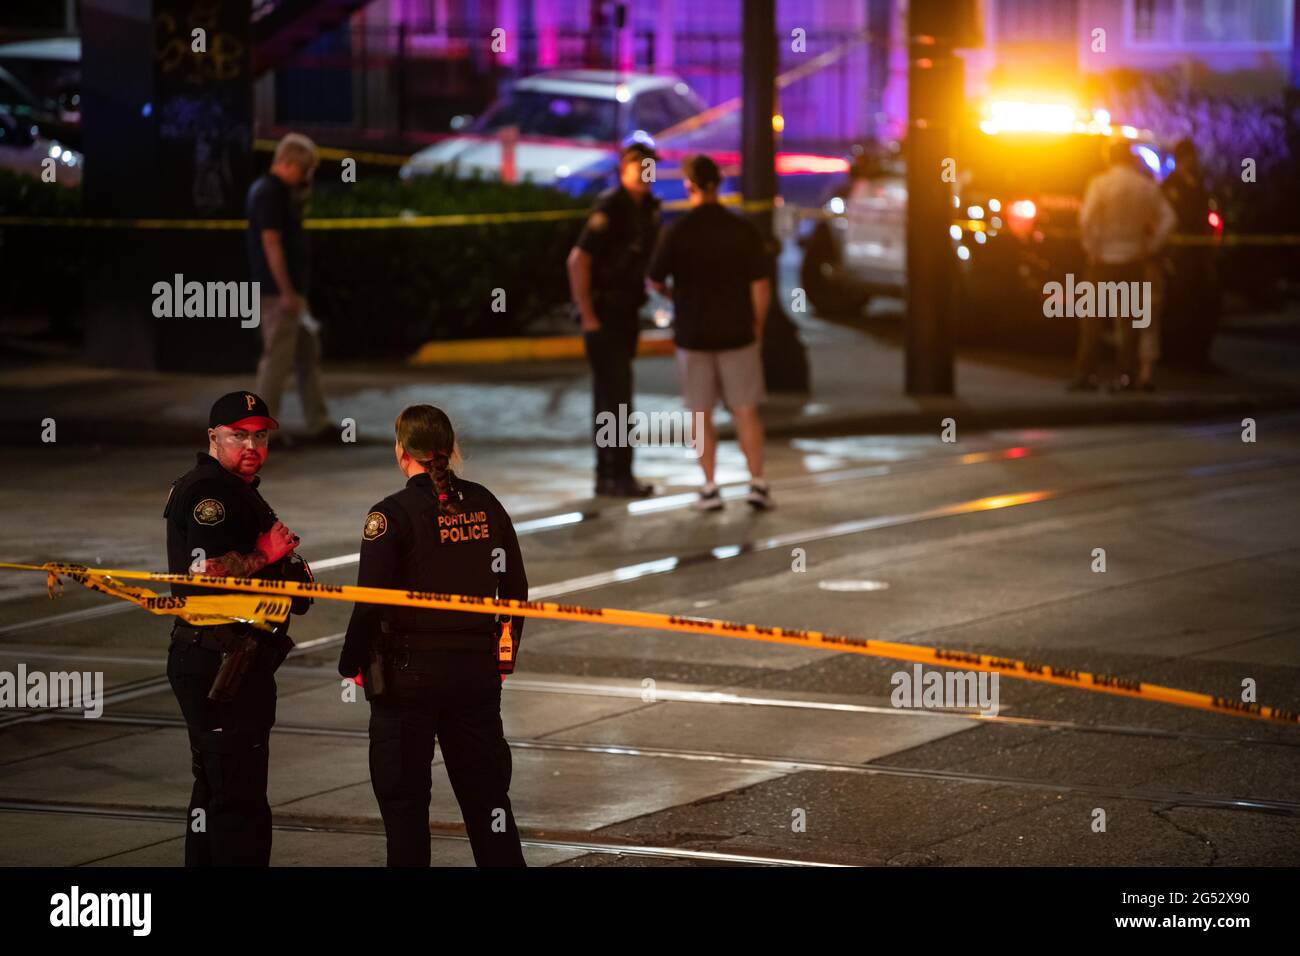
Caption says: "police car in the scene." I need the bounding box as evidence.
[797,100,1212,347]
[399,69,708,185]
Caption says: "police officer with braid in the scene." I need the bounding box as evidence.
[164,390,313,866]
[339,404,529,867]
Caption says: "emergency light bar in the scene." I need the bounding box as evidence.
[978,100,1150,139]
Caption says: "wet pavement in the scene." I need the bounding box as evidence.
[5,293,1300,449]
[2,414,1298,866]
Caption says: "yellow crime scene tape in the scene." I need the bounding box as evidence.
[0,209,586,231]
[1,560,1297,728]
[253,138,409,167]
[15,563,295,632]
[0,195,769,231]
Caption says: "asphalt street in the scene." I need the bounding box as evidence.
[1,413,1298,866]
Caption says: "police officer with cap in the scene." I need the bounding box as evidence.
[566,134,661,498]
[164,390,312,866]
[339,404,528,867]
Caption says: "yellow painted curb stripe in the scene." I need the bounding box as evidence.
[407,330,675,365]
[2,561,1296,727]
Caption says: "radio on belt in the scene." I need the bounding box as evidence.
[496,618,515,677]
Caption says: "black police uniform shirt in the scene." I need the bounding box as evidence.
[1161,173,1212,235]
[575,185,661,319]
[245,172,307,296]
[338,472,528,675]
[646,202,768,351]
[164,452,288,602]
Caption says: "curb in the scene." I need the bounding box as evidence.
[760,392,1300,440]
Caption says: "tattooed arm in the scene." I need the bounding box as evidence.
[201,550,270,578]
[201,521,296,577]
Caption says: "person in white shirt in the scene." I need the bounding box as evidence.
[1071,141,1177,391]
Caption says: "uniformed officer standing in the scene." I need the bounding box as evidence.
[1161,138,1221,371]
[164,391,310,866]
[338,404,529,867]
[566,138,661,497]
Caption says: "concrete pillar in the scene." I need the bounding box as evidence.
[80,0,254,371]
[743,0,810,393]
[904,0,961,395]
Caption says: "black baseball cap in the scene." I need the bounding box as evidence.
[208,391,279,430]
[682,154,721,191]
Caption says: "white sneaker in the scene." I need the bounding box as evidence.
[692,484,724,512]
[746,480,775,510]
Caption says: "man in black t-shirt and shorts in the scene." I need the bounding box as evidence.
[647,154,773,511]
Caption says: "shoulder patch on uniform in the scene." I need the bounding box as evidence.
[193,498,226,526]
[587,210,609,232]
[363,511,388,541]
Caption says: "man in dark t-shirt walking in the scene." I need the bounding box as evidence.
[246,133,331,443]
[647,154,773,511]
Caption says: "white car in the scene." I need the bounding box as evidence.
[399,70,706,185]
[0,37,81,124]
[0,107,80,186]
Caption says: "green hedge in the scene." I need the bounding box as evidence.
[307,171,587,355]
[0,167,82,216]
[0,166,588,356]
[0,169,86,320]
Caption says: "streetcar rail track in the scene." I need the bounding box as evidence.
[0,799,841,867]
[16,712,1299,817]
[5,656,1300,749]
[3,454,1298,739]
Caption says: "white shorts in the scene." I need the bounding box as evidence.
[675,342,766,412]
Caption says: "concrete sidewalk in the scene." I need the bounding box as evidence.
[2,309,1299,447]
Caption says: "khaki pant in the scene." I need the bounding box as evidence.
[1140,259,1163,366]
[1072,261,1145,383]
[254,295,328,432]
